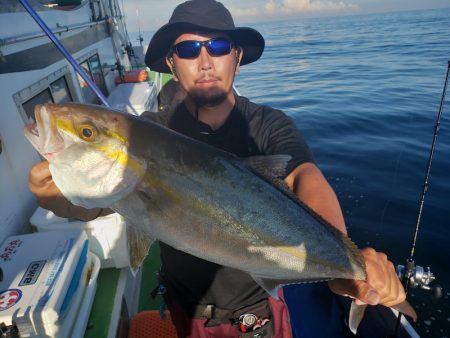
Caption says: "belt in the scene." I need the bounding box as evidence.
[192,304,235,327]
[192,302,275,337]
[192,298,272,330]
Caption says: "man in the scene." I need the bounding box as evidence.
[29,1,406,337]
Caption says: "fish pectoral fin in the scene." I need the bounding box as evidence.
[349,301,367,334]
[251,275,284,300]
[126,223,155,273]
[392,300,418,322]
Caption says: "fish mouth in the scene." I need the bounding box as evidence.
[24,104,64,159]
[24,120,43,153]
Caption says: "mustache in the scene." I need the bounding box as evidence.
[195,74,221,83]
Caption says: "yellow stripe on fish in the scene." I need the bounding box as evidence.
[54,114,353,276]
[55,118,145,178]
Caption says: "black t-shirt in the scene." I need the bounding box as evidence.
[142,95,314,311]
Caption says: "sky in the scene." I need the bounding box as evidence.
[121,0,450,33]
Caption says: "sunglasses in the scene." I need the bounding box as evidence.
[170,38,233,59]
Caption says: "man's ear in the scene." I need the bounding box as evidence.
[166,56,179,81]
[235,48,243,75]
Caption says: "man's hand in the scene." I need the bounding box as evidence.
[328,247,406,307]
[285,164,405,307]
[29,160,112,221]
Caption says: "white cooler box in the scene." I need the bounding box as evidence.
[0,229,100,338]
[30,207,129,269]
[106,81,158,115]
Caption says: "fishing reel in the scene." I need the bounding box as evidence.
[0,322,19,338]
[397,260,442,300]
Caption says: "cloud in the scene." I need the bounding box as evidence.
[122,0,361,33]
[230,0,360,19]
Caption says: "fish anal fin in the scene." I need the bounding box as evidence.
[348,299,418,335]
[349,301,367,334]
[127,223,155,273]
[392,300,418,322]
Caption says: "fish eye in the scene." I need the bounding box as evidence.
[78,124,98,141]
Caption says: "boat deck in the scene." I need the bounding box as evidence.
[85,244,162,338]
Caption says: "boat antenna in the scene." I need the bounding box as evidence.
[18,0,111,108]
[394,60,449,336]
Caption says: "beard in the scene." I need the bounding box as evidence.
[189,88,228,108]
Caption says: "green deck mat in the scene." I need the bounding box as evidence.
[138,242,162,312]
[84,243,162,337]
[84,268,120,338]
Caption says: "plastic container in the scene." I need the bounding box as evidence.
[71,252,101,338]
[106,81,158,115]
[30,207,129,269]
[0,229,98,337]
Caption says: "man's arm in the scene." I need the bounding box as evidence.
[29,160,113,221]
[284,162,406,307]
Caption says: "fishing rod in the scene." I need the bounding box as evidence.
[136,8,144,47]
[18,0,111,108]
[393,60,449,336]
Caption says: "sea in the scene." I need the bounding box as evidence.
[133,7,450,337]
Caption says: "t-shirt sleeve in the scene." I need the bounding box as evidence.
[250,106,315,175]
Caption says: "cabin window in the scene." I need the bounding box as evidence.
[78,53,108,104]
[50,77,73,104]
[22,76,73,122]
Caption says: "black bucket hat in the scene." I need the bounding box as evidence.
[145,0,265,73]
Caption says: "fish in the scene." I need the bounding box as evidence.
[24,102,415,332]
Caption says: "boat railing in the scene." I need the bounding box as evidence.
[0,19,106,46]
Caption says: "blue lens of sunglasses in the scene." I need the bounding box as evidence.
[173,39,232,59]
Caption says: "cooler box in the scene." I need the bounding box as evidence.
[107,81,158,115]
[0,229,100,338]
[30,207,129,269]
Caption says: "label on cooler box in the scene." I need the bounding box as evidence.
[0,289,22,311]
[19,260,46,286]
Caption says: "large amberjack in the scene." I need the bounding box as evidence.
[24,103,414,332]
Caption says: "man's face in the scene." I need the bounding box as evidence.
[167,32,241,108]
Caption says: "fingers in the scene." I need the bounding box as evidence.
[362,248,406,307]
[29,160,74,216]
[328,278,380,305]
[29,160,52,192]
[29,160,65,201]
[28,160,111,221]
[329,247,406,307]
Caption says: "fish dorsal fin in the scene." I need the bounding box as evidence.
[243,155,299,200]
[243,154,292,179]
